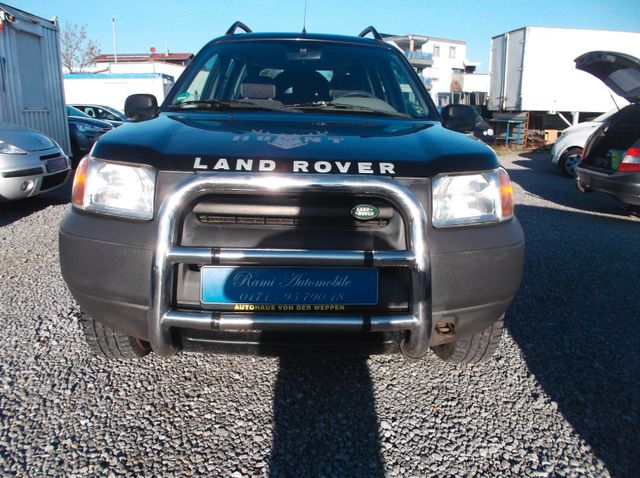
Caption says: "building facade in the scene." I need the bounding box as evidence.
[384,34,487,102]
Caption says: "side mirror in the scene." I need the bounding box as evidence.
[124,94,158,122]
[441,105,476,133]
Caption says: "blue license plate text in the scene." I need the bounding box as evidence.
[201,267,378,305]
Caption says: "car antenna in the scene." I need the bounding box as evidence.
[302,0,308,34]
[610,93,620,111]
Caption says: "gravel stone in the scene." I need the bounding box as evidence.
[0,153,638,477]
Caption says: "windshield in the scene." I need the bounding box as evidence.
[67,105,91,118]
[167,40,434,119]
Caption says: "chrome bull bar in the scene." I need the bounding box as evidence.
[149,173,431,359]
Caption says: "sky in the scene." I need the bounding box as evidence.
[12,0,640,73]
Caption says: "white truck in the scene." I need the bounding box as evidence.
[63,73,175,113]
[488,26,640,123]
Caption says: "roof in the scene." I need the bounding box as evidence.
[94,53,194,63]
[491,25,640,39]
[201,32,392,52]
[383,34,430,41]
[382,33,465,46]
[425,36,465,45]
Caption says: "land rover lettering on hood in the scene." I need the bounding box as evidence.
[59,23,525,364]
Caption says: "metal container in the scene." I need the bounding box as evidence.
[0,3,71,154]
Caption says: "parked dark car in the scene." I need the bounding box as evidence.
[59,24,524,364]
[575,51,640,207]
[440,104,495,144]
[67,106,113,166]
[71,104,127,127]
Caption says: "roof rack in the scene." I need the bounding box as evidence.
[226,21,252,35]
[358,26,383,41]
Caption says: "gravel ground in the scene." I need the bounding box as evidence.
[0,152,638,477]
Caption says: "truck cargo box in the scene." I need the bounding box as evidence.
[488,27,640,113]
[63,73,175,113]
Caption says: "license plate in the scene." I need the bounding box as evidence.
[46,157,67,173]
[201,267,378,305]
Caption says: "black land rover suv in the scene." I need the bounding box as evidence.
[59,24,524,363]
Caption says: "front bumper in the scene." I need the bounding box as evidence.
[0,148,71,201]
[60,173,525,358]
[550,143,559,164]
[550,141,570,166]
[576,166,640,206]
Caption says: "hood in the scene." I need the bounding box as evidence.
[575,51,640,103]
[0,122,56,151]
[68,116,113,129]
[92,112,498,177]
[561,121,600,136]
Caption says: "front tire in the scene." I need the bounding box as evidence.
[559,147,582,177]
[80,314,151,359]
[431,316,504,364]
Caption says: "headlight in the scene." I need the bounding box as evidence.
[72,157,156,220]
[432,168,513,227]
[0,141,27,154]
[482,128,494,136]
[76,124,103,133]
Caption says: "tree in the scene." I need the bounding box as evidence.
[60,23,100,73]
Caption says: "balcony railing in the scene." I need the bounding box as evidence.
[403,51,433,60]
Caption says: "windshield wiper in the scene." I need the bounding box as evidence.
[289,102,411,118]
[168,99,295,112]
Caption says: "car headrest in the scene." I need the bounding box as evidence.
[240,77,276,100]
[330,72,364,98]
[330,72,362,90]
[274,68,331,103]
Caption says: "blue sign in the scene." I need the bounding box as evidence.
[201,267,378,305]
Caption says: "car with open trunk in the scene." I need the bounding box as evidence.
[576,51,640,206]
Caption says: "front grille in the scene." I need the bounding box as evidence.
[179,192,409,310]
[40,152,63,161]
[46,157,68,173]
[183,194,406,252]
[41,171,68,191]
[196,213,389,227]
[193,196,394,229]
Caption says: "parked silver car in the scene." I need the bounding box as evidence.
[0,122,71,201]
[551,110,616,177]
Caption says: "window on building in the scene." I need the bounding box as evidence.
[449,46,456,59]
[433,45,440,57]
